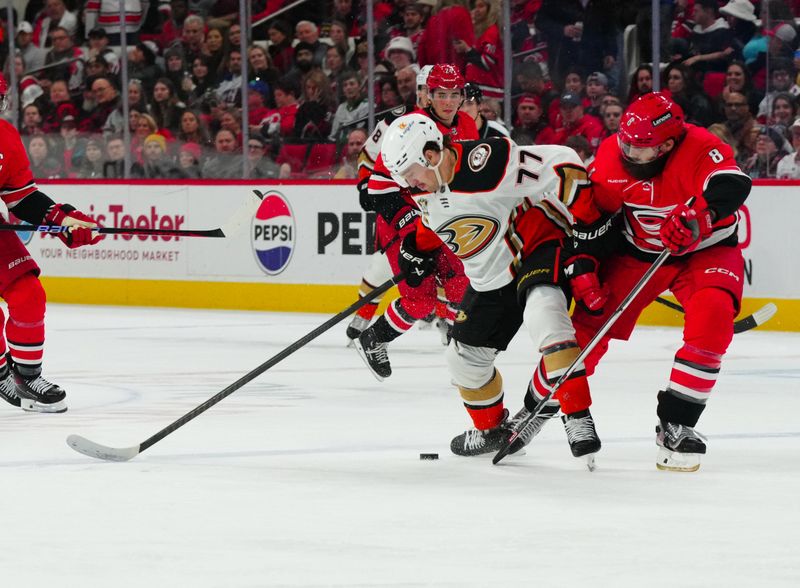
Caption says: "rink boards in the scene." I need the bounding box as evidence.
[18,179,800,331]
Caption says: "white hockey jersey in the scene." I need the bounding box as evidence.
[410,139,590,292]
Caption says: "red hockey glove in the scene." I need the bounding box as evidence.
[659,199,714,255]
[564,254,609,315]
[398,232,435,288]
[44,204,102,249]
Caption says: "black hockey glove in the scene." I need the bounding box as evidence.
[398,232,435,288]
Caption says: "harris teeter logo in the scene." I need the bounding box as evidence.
[251,191,295,275]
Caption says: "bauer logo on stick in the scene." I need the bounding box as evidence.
[252,191,295,275]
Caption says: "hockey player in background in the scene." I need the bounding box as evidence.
[348,64,478,362]
[566,92,752,471]
[374,113,601,464]
[459,82,510,139]
[0,74,101,413]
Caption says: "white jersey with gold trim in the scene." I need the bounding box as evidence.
[411,139,590,292]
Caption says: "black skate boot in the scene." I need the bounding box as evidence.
[0,365,20,407]
[354,316,402,381]
[451,410,510,456]
[346,315,370,346]
[656,421,707,472]
[11,363,68,413]
[562,409,601,470]
[506,401,560,455]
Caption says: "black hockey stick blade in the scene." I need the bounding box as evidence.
[733,302,777,334]
[66,273,403,462]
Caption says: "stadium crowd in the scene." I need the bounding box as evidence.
[4,0,800,180]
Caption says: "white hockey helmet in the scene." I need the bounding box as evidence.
[417,65,434,89]
[382,113,444,182]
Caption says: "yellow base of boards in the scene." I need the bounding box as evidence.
[41,277,797,332]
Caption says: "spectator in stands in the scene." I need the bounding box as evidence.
[510,94,546,145]
[720,0,759,57]
[388,3,426,54]
[454,0,502,99]
[20,104,43,137]
[128,79,149,113]
[246,135,281,179]
[329,70,368,143]
[219,110,243,145]
[132,112,159,162]
[295,69,333,140]
[16,21,46,72]
[75,136,105,179]
[56,111,84,175]
[41,81,73,133]
[216,50,244,109]
[380,78,403,109]
[268,20,295,74]
[330,0,362,37]
[384,36,416,72]
[177,142,203,178]
[157,0,189,51]
[768,92,798,134]
[536,0,618,85]
[103,135,126,178]
[627,65,654,104]
[248,45,279,104]
[722,90,758,165]
[776,119,800,178]
[394,64,418,109]
[718,60,762,117]
[684,0,737,75]
[84,27,111,60]
[132,133,183,178]
[32,0,78,48]
[186,55,217,110]
[163,45,190,100]
[325,45,347,99]
[479,97,502,122]
[750,24,797,93]
[176,14,206,66]
[334,128,367,179]
[538,91,605,152]
[41,26,84,95]
[742,125,790,178]
[128,42,162,95]
[203,24,228,78]
[707,122,740,158]
[178,109,212,148]
[664,62,715,127]
[201,128,241,178]
[262,78,300,141]
[600,100,623,137]
[326,20,352,61]
[150,78,185,134]
[81,75,123,135]
[247,80,272,133]
[757,59,795,120]
[585,71,609,118]
[514,60,559,122]
[28,134,63,178]
[288,41,322,90]
[417,0,475,72]
[228,24,241,49]
[295,21,328,67]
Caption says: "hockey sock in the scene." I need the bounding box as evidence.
[384,299,420,336]
[356,280,382,321]
[657,389,705,428]
[3,274,46,376]
[368,315,405,344]
[663,344,721,420]
[459,369,505,430]
[527,341,591,415]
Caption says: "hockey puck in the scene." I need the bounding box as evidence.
[419,453,439,460]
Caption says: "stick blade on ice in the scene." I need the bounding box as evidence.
[66,434,140,462]
[220,190,265,237]
[733,302,778,334]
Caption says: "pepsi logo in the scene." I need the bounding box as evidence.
[252,191,295,275]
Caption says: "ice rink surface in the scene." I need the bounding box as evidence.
[1,303,798,587]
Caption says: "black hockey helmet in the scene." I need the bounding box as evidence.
[464,82,482,103]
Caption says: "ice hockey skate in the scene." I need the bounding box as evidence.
[0,366,20,408]
[451,410,511,456]
[505,402,560,455]
[656,421,707,472]
[11,363,68,413]
[346,315,370,347]
[354,327,392,381]
[562,409,601,470]
[435,318,451,346]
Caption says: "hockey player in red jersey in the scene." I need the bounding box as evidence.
[0,74,101,413]
[566,92,752,471]
[373,113,601,464]
[352,65,479,378]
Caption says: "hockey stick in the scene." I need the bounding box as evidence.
[0,190,264,239]
[655,296,777,334]
[66,273,404,462]
[493,248,672,466]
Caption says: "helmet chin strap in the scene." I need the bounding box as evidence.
[429,155,446,191]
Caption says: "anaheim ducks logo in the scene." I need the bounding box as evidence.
[435,215,500,259]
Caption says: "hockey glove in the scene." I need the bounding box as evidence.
[44,204,101,249]
[398,232,435,288]
[564,254,609,315]
[659,198,714,255]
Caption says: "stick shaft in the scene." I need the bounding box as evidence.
[0,223,224,238]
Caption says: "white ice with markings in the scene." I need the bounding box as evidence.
[2,304,798,587]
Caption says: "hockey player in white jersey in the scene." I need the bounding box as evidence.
[379,113,601,465]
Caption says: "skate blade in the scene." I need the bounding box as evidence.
[346,338,355,348]
[20,398,68,413]
[656,447,701,472]
[584,454,597,472]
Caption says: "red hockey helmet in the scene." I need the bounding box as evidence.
[618,92,685,162]
[426,64,465,92]
[0,73,8,112]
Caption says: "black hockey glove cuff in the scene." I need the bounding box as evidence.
[398,232,435,288]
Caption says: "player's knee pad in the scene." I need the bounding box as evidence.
[683,287,736,354]
[445,340,497,389]
[362,250,393,287]
[3,273,46,323]
[522,285,577,351]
